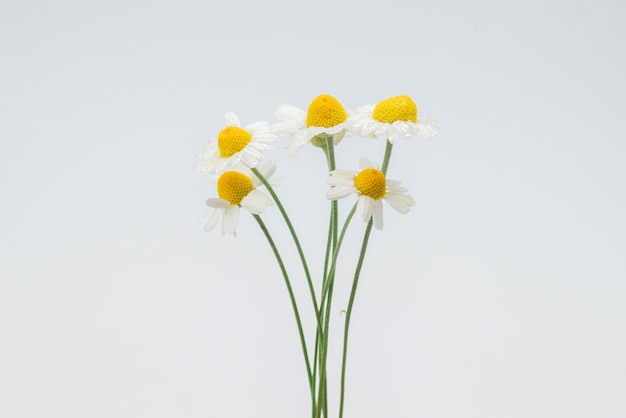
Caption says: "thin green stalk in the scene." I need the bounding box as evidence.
[316,135,339,418]
[338,219,374,418]
[312,327,320,418]
[320,136,339,284]
[381,141,394,175]
[315,200,334,418]
[326,136,339,249]
[336,140,394,417]
[322,138,339,281]
[315,143,336,418]
[252,214,314,408]
[252,168,322,334]
[320,204,357,305]
[316,204,357,418]
[322,199,334,288]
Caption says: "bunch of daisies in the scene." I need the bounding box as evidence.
[195,94,439,418]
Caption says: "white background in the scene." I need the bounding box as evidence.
[1,0,625,417]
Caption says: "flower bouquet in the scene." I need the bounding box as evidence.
[196,94,439,417]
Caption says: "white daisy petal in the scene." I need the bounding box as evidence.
[275,95,349,153]
[240,190,273,215]
[357,195,375,223]
[350,106,371,116]
[245,121,269,131]
[222,205,240,236]
[326,159,415,230]
[374,125,389,141]
[250,160,276,188]
[387,179,410,194]
[287,131,312,156]
[411,119,440,139]
[195,113,277,174]
[328,170,356,186]
[333,130,346,145]
[372,199,384,230]
[392,121,410,137]
[240,149,262,168]
[384,190,414,214]
[224,112,240,126]
[252,135,278,145]
[259,160,277,180]
[358,158,377,170]
[204,209,221,232]
[346,96,440,142]
[206,198,230,209]
[201,164,281,236]
[194,142,218,174]
[418,116,442,128]
[275,104,306,121]
[273,105,306,137]
[326,185,356,200]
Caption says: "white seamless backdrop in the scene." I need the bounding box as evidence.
[1,0,625,417]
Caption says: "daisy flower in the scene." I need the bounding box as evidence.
[326,158,415,230]
[204,161,276,236]
[195,112,277,174]
[273,94,350,156]
[347,95,440,143]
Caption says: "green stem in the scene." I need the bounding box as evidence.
[326,136,339,248]
[252,214,314,407]
[320,204,357,306]
[322,199,334,289]
[381,140,394,175]
[318,135,338,418]
[338,219,374,418]
[312,328,320,418]
[252,168,322,333]
[316,203,357,418]
[316,201,333,418]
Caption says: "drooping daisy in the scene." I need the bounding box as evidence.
[195,112,277,174]
[326,158,415,230]
[347,95,440,143]
[273,94,350,156]
[204,161,276,236]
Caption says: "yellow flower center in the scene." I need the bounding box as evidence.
[354,168,386,200]
[371,95,417,123]
[217,171,254,205]
[306,94,348,128]
[218,126,252,158]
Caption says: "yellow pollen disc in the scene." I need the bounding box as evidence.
[217,171,254,205]
[371,95,418,123]
[354,168,386,200]
[306,94,348,128]
[218,126,252,158]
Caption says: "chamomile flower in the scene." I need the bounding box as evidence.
[195,112,277,174]
[326,158,415,230]
[273,94,350,156]
[347,95,440,143]
[204,161,276,236]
